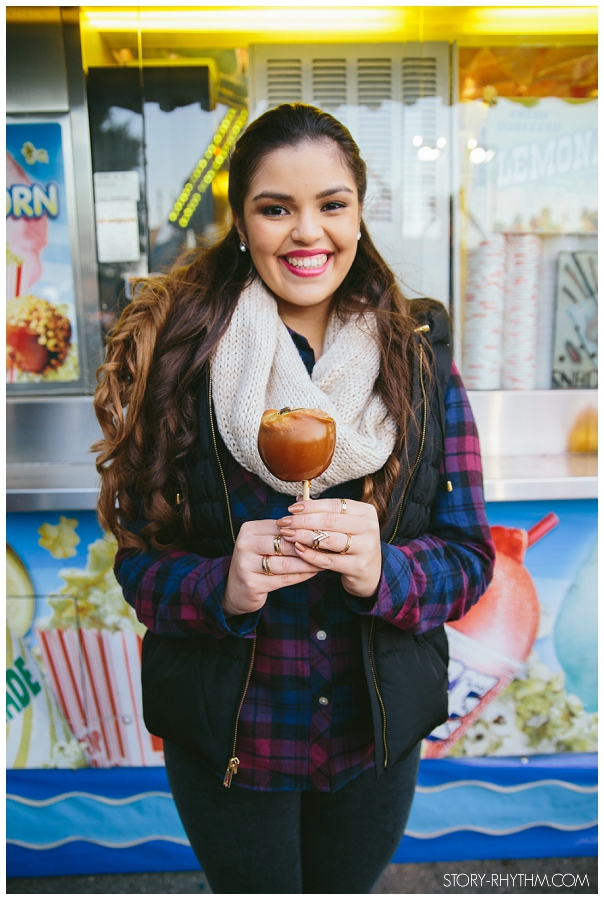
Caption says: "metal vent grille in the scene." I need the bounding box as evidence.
[267,59,303,106]
[312,58,347,108]
[357,58,392,107]
[402,57,437,104]
[357,59,393,222]
[402,57,439,238]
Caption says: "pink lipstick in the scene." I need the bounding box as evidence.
[279,249,332,278]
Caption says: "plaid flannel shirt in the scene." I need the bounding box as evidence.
[115,342,494,792]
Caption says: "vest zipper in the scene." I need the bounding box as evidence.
[387,339,428,546]
[369,332,428,770]
[208,361,236,546]
[208,361,256,788]
[368,616,389,769]
[223,633,257,787]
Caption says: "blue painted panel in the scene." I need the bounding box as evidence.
[392,826,598,864]
[7,840,199,878]
[7,757,597,877]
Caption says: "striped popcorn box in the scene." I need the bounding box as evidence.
[501,234,541,390]
[462,235,507,390]
[7,626,87,769]
[6,244,24,300]
[35,626,164,768]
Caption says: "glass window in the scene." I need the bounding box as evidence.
[85,32,248,340]
[457,46,597,390]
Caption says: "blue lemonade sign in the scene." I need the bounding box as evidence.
[6,121,80,382]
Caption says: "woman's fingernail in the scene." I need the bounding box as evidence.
[295,542,307,552]
[277,516,292,526]
[280,529,296,538]
[288,503,304,513]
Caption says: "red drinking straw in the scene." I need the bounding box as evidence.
[527,512,560,548]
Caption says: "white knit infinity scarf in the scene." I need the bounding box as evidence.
[211,278,397,496]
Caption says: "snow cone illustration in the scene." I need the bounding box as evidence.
[424,513,559,757]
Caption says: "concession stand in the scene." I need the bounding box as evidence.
[7,5,597,877]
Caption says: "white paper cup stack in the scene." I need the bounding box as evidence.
[501,234,541,390]
[462,234,507,389]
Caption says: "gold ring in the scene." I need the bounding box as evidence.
[338,533,352,555]
[339,498,347,514]
[312,530,329,550]
[262,555,274,576]
[274,535,283,556]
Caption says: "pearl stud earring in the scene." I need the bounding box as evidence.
[357,231,361,241]
[239,241,247,252]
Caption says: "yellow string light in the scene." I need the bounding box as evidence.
[169,107,240,223]
[178,109,248,225]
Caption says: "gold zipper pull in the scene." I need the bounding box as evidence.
[414,324,430,333]
[223,756,240,788]
[446,481,453,492]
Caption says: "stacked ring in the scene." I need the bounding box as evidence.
[274,535,283,556]
[262,555,274,575]
[311,530,329,550]
[339,498,347,514]
[338,533,353,555]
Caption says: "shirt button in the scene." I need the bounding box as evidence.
[316,630,327,641]
[318,696,329,706]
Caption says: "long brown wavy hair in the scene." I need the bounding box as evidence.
[93,103,431,549]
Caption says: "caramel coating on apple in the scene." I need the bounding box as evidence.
[258,407,336,482]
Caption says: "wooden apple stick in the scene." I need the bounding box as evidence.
[303,480,311,501]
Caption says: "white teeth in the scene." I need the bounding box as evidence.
[285,254,328,268]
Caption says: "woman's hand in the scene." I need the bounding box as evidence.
[277,498,382,598]
[223,519,322,618]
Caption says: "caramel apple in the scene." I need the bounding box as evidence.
[258,407,336,497]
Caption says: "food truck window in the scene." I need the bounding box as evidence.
[86,52,248,340]
[457,46,597,391]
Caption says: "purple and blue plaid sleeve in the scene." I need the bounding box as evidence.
[114,546,260,638]
[347,361,495,633]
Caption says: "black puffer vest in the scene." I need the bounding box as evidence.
[142,299,452,782]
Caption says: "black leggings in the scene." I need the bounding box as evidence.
[164,741,421,894]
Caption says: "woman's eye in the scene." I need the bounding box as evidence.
[262,205,289,217]
[322,201,346,212]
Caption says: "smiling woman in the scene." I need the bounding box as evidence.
[236,141,361,353]
[92,103,495,893]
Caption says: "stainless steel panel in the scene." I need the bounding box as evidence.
[7,397,102,464]
[7,16,69,113]
[7,463,100,488]
[7,490,99,512]
[483,453,597,502]
[62,7,104,391]
[468,389,597,458]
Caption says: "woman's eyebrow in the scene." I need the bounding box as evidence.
[251,186,354,202]
[316,185,354,199]
[251,190,293,202]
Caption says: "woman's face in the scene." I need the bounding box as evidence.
[236,140,361,318]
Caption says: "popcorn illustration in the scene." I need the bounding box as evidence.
[7,626,87,769]
[35,532,164,767]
